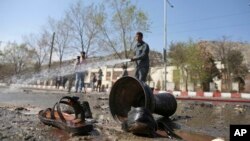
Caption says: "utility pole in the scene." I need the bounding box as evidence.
[48,32,55,70]
[163,0,174,91]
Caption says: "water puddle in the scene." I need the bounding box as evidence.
[156,129,225,140]
[175,130,219,141]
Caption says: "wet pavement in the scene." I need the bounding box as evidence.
[1,86,250,141]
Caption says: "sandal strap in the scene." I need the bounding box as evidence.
[56,102,66,123]
[59,100,78,118]
[50,96,86,123]
[51,102,58,120]
[59,96,85,121]
[50,102,66,123]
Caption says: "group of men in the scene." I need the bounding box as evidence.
[67,31,150,94]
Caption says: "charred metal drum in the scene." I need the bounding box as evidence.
[109,76,177,122]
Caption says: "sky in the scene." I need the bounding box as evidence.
[0,0,250,53]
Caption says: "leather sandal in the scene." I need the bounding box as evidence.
[38,96,93,135]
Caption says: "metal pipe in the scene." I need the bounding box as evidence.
[164,0,167,91]
[48,32,55,70]
[163,0,174,91]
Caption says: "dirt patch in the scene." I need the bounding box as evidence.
[0,106,58,141]
[1,88,250,140]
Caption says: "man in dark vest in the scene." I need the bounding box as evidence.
[131,32,150,82]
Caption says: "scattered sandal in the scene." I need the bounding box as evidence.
[38,96,93,135]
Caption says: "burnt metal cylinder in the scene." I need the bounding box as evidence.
[154,93,177,117]
[109,76,177,122]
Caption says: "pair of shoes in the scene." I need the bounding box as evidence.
[38,96,93,135]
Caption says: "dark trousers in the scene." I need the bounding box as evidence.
[135,67,149,82]
[96,80,102,92]
[67,76,73,92]
[55,80,61,89]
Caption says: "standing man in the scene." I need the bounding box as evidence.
[74,51,87,93]
[91,73,97,91]
[55,75,61,89]
[80,51,87,93]
[131,32,150,82]
[96,68,103,92]
[74,56,83,93]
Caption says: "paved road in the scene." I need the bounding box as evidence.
[0,87,82,108]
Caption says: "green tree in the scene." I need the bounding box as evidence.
[169,41,220,91]
[212,37,248,91]
[169,42,188,91]
[228,50,247,76]
[190,42,220,91]
[227,50,248,91]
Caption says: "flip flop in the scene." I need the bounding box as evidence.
[38,96,93,135]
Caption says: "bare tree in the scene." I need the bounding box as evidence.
[2,42,34,74]
[24,30,51,71]
[98,0,150,59]
[47,17,72,66]
[66,1,101,57]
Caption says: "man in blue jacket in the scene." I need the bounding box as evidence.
[131,32,150,82]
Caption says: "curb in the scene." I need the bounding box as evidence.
[154,90,250,103]
[175,96,250,103]
[0,83,108,93]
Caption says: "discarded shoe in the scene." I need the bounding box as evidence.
[121,107,157,137]
[38,96,93,135]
